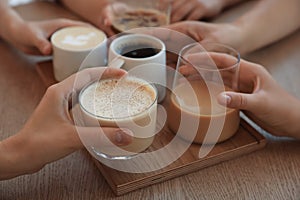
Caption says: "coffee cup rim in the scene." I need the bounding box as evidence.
[109,34,165,61]
[78,76,158,120]
[51,26,107,52]
[179,42,240,72]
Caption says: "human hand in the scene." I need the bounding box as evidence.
[92,3,116,37]
[133,21,242,65]
[179,52,300,138]
[166,21,245,54]
[2,18,90,55]
[208,53,300,138]
[0,67,133,179]
[171,0,227,22]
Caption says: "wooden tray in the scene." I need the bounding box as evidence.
[94,119,266,196]
[36,60,267,196]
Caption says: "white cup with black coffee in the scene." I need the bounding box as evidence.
[108,34,166,102]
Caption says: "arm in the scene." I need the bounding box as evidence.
[59,0,114,35]
[0,0,90,55]
[167,0,300,54]
[0,0,52,54]
[0,67,132,180]
[171,0,247,22]
[232,0,300,54]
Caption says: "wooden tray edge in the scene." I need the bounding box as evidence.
[94,119,267,196]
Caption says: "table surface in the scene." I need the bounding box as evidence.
[1,1,300,200]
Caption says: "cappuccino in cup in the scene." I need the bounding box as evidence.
[79,77,157,158]
[51,26,107,81]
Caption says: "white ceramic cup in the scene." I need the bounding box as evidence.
[51,26,107,82]
[108,34,166,102]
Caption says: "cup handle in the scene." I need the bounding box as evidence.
[109,58,125,69]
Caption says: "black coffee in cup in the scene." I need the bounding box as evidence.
[120,44,160,58]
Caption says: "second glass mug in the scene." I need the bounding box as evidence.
[167,42,241,144]
[110,0,172,33]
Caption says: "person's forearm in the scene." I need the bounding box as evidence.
[0,0,24,40]
[0,133,39,180]
[232,0,300,54]
[59,0,109,27]
[0,0,9,15]
[222,0,247,8]
[0,0,12,38]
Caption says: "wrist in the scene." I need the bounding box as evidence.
[211,22,246,55]
[229,20,249,54]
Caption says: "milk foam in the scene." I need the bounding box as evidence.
[52,27,106,50]
[62,32,97,46]
[80,78,156,119]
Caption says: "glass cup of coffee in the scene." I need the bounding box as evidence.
[110,0,172,33]
[168,42,240,144]
[78,76,158,159]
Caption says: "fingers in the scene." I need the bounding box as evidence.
[76,126,133,148]
[103,5,114,26]
[179,53,265,94]
[29,19,91,55]
[167,21,189,30]
[166,21,205,42]
[178,52,239,77]
[171,2,194,22]
[101,3,126,36]
[127,22,196,44]
[20,22,51,55]
[33,35,52,55]
[186,52,239,68]
[186,8,205,21]
[171,0,185,13]
[217,91,259,110]
[56,67,127,98]
[178,65,196,76]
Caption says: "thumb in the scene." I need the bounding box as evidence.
[217,91,258,110]
[75,126,133,148]
[34,35,52,55]
[34,19,91,55]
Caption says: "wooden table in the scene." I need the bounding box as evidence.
[1,1,300,199]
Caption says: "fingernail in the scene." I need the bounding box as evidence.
[115,129,133,146]
[219,93,231,105]
[224,94,231,104]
